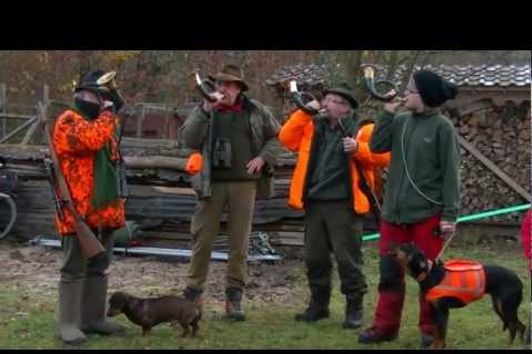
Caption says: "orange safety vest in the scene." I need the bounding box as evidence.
[278,110,390,214]
[426,259,486,305]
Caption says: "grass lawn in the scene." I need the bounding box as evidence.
[0,241,529,349]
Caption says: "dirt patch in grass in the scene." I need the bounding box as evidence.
[0,241,303,307]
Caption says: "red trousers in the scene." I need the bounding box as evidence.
[372,215,444,336]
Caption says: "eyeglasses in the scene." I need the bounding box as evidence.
[322,97,348,106]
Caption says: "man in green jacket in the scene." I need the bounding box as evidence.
[178,64,281,321]
[359,70,460,348]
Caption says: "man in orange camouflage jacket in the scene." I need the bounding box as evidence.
[53,70,126,345]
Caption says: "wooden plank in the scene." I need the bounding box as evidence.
[453,98,494,117]
[0,83,5,138]
[21,120,40,144]
[141,231,191,240]
[136,106,145,137]
[128,184,195,197]
[458,135,532,201]
[0,116,37,143]
[123,155,190,171]
[0,113,36,119]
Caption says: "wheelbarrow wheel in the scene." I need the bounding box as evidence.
[0,192,17,239]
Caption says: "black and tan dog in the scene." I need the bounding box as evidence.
[107,291,202,337]
[390,243,525,349]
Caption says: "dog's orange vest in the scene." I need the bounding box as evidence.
[426,259,486,305]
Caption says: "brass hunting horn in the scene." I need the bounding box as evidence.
[288,80,327,117]
[194,71,218,102]
[361,64,399,102]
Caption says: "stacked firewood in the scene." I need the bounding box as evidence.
[1,105,529,245]
[449,106,530,222]
[0,142,306,245]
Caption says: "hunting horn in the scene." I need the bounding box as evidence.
[194,71,217,102]
[289,80,326,116]
[361,64,399,102]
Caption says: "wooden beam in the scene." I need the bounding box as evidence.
[136,106,145,137]
[0,83,6,138]
[0,113,35,119]
[22,86,49,145]
[0,116,37,143]
[457,135,532,201]
[451,99,494,117]
[123,155,191,171]
[20,119,40,144]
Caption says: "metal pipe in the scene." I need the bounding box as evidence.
[30,236,282,262]
[362,203,531,242]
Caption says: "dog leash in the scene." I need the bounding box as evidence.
[435,231,457,262]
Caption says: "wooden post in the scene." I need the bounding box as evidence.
[0,83,6,139]
[22,85,49,145]
[165,113,170,139]
[41,85,50,144]
[137,105,145,137]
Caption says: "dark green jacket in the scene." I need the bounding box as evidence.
[370,109,460,224]
[178,95,282,199]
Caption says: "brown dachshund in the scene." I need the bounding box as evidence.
[107,291,202,337]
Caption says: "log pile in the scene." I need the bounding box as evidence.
[449,105,530,222]
[1,102,529,246]
[0,140,308,246]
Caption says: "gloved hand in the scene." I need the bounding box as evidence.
[102,100,115,112]
[109,89,125,112]
[439,220,456,240]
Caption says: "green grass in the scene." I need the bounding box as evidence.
[0,244,529,349]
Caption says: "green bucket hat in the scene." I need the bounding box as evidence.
[323,82,359,109]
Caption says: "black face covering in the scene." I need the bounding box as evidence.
[75,97,101,120]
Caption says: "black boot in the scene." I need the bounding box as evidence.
[420,333,434,348]
[524,324,530,348]
[225,287,245,321]
[343,293,363,329]
[295,286,330,322]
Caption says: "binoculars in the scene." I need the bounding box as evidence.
[212,139,232,168]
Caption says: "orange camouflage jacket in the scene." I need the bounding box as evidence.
[52,109,125,235]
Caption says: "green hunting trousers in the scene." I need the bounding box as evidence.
[304,200,367,296]
[60,229,115,281]
[186,181,257,290]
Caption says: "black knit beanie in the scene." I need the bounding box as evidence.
[413,70,458,107]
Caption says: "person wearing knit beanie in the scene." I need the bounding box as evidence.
[359,69,460,348]
[413,70,458,108]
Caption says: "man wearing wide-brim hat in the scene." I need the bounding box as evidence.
[179,64,282,321]
[279,81,390,329]
[207,64,250,92]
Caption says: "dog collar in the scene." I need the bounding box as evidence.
[416,259,433,282]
